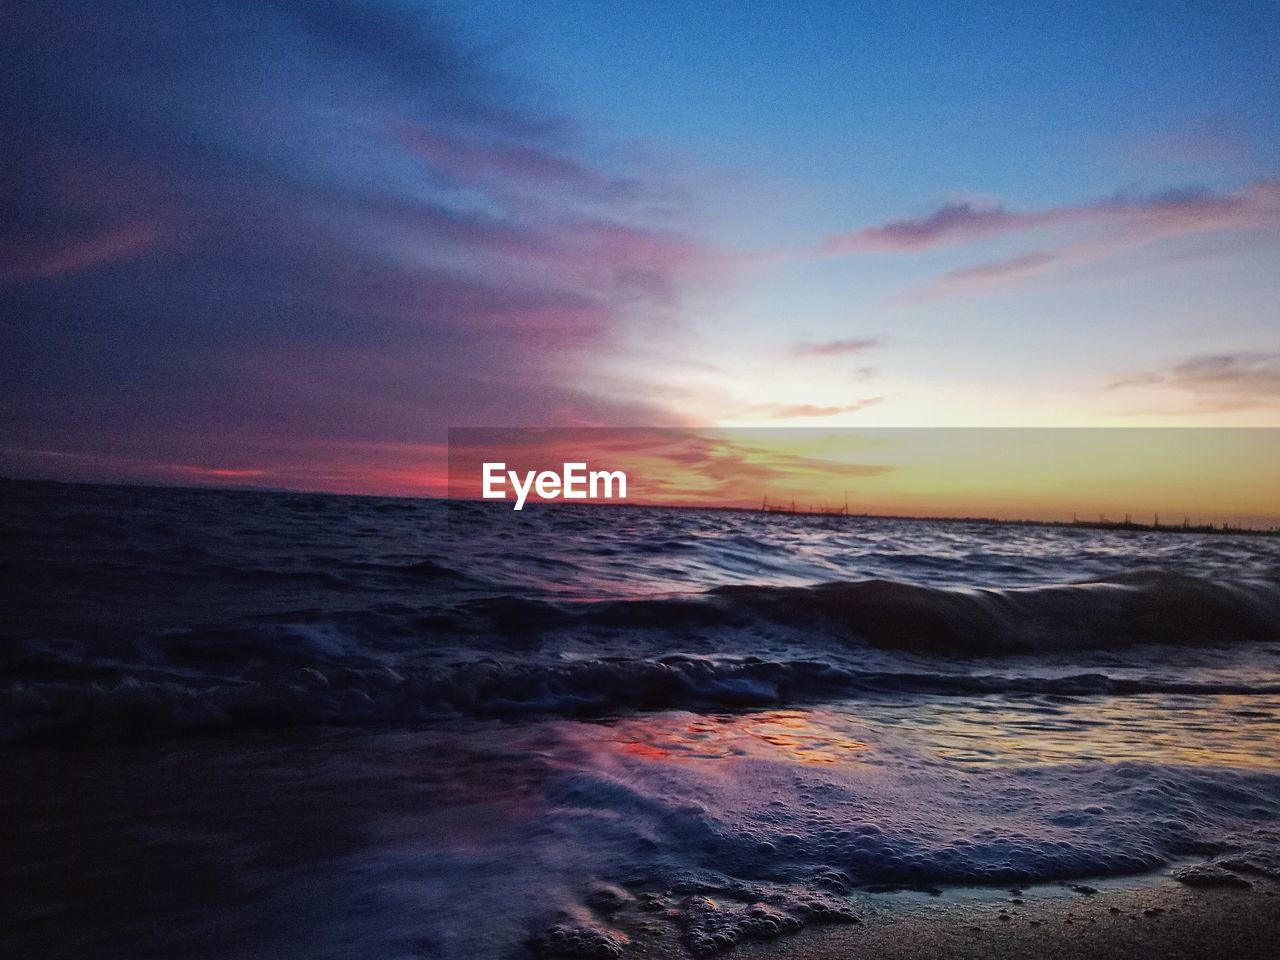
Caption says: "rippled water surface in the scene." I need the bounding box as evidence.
[3,479,1280,960]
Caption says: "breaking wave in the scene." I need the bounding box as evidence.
[4,570,1279,742]
[451,569,1280,654]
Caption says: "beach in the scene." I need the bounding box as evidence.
[647,881,1280,960]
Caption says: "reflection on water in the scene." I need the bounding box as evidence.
[598,694,1280,771]
[860,693,1280,770]
[603,710,871,764]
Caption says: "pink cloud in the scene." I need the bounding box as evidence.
[406,128,640,200]
[821,203,1060,254]
[3,1,745,495]
[444,427,896,507]
[1107,352,1280,412]
[872,181,1280,299]
[1128,118,1253,165]
[750,398,884,419]
[0,220,159,282]
[792,337,882,357]
[915,251,1059,296]
[822,180,1280,260]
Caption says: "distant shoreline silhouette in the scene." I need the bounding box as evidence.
[5,475,1277,537]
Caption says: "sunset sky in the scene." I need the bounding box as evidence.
[448,428,1280,526]
[3,1,1279,502]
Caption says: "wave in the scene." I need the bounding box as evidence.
[6,652,1280,745]
[449,570,1280,654]
[4,570,1278,742]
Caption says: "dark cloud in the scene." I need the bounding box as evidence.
[0,1,715,490]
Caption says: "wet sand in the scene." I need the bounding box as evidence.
[613,876,1280,960]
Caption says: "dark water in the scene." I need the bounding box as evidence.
[3,479,1280,959]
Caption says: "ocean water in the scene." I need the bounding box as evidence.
[3,479,1280,959]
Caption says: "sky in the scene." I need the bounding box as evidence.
[448,428,1280,526]
[3,0,1279,504]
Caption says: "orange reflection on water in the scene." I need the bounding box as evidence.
[863,693,1280,770]
[599,693,1280,772]
[606,710,872,765]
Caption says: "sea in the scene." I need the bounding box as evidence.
[3,478,1280,959]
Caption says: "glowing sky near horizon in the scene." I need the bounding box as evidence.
[2,1,1279,498]
[446,428,1280,526]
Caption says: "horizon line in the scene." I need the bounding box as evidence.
[6,474,1278,535]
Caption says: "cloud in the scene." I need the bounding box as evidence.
[0,441,452,495]
[0,1,721,490]
[791,337,882,357]
[444,427,895,506]
[1107,352,1280,411]
[823,183,1280,256]
[1129,118,1253,165]
[0,221,161,282]
[750,398,884,420]
[823,181,1280,298]
[404,127,644,203]
[820,203,1058,254]
[924,251,1058,289]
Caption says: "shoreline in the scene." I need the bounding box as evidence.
[5,729,1280,959]
[608,873,1280,960]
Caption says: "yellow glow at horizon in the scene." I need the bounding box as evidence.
[625,428,1280,524]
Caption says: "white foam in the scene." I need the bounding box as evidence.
[285,714,1280,959]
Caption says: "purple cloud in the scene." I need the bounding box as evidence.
[821,203,1057,254]
[828,181,1280,300]
[822,183,1279,257]
[823,184,1280,302]
[0,1,722,492]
